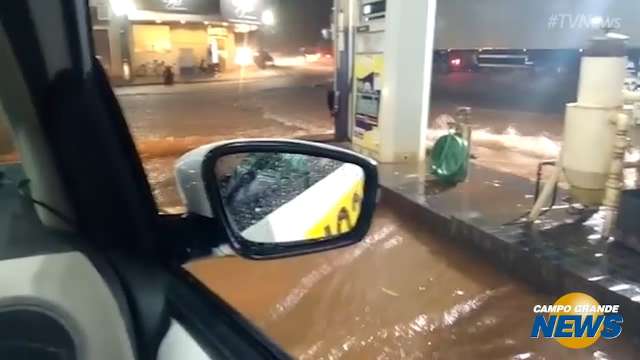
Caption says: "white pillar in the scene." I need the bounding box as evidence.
[108,16,124,78]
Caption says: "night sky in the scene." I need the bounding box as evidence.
[265,0,333,51]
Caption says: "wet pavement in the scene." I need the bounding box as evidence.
[3,63,640,357]
[109,66,640,357]
[141,150,639,358]
[111,63,305,87]
[188,202,637,359]
[2,65,573,180]
[430,101,564,141]
[118,65,336,212]
[115,65,334,166]
[376,158,640,343]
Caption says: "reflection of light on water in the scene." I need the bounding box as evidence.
[428,125,561,160]
[269,225,396,322]
[430,122,640,187]
[513,353,533,360]
[265,112,334,135]
[593,350,611,360]
[380,287,400,297]
[624,148,640,188]
[624,168,639,189]
[584,211,609,244]
[407,288,499,332]
[311,287,509,359]
[298,341,325,360]
[503,126,519,136]
[626,148,640,162]
[273,56,306,67]
[382,234,403,249]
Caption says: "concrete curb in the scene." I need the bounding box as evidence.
[376,163,640,339]
[112,78,224,88]
[111,68,295,88]
[111,75,280,88]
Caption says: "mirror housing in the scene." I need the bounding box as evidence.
[175,139,378,259]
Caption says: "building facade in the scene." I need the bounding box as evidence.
[89,0,274,79]
[90,0,126,78]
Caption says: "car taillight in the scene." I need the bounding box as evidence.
[450,58,461,67]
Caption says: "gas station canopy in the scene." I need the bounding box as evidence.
[123,0,273,24]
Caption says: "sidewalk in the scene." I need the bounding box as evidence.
[111,66,290,87]
[374,159,640,337]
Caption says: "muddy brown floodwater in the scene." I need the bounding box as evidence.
[188,203,637,359]
[138,132,638,359]
[126,87,638,358]
[1,63,638,358]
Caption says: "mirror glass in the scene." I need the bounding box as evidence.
[214,152,365,244]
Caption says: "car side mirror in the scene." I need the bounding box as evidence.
[175,139,378,259]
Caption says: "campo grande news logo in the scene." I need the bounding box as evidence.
[530,292,623,349]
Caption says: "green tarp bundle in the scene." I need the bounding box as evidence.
[430,132,469,184]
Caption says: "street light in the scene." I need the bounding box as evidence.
[235,47,254,67]
[262,9,275,26]
[109,0,136,17]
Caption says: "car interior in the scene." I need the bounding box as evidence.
[0,1,293,359]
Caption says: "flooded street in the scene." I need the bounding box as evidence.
[116,64,334,145]
[113,66,640,358]
[1,63,638,358]
[3,1,640,357]
[188,203,636,359]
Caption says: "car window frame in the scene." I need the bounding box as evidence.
[1,1,298,358]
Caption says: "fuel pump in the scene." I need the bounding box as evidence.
[341,0,437,163]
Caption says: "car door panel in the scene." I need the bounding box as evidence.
[0,252,136,360]
[0,0,348,358]
[167,269,292,360]
[158,320,215,360]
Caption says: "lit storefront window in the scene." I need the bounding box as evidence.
[132,24,171,52]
